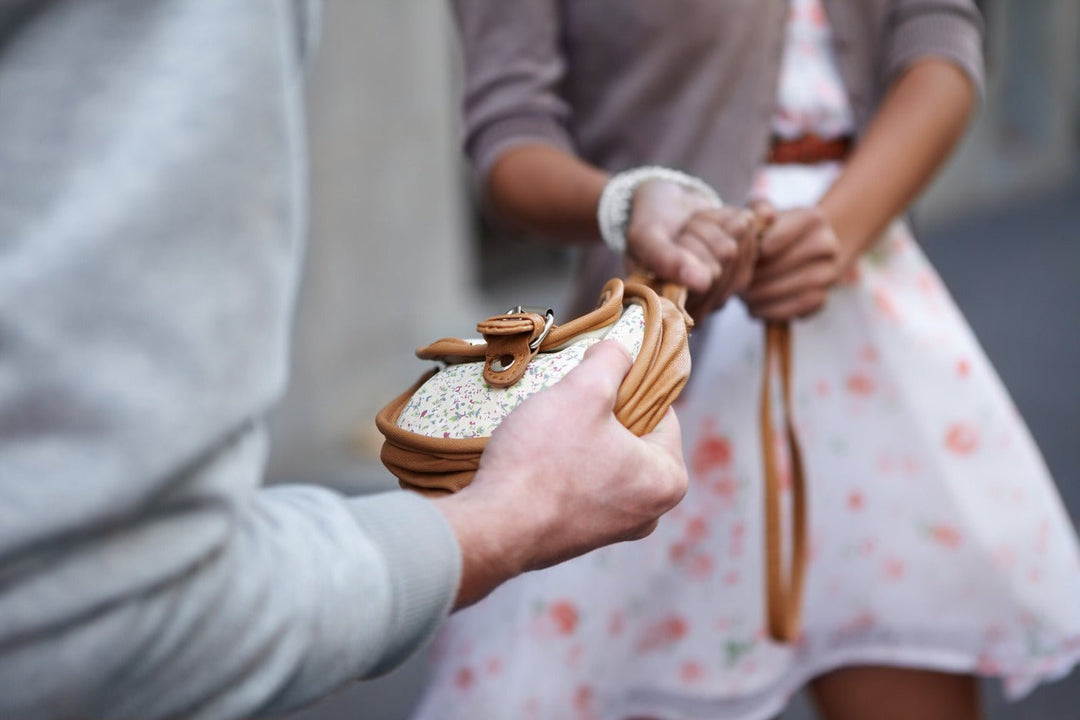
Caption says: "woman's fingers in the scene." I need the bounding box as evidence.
[758,206,831,261]
[629,222,716,291]
[742,259,837,305]
[740,205,844,321]
[747,289,830,320]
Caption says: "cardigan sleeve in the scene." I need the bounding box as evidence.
[882,0,985,96]
[451,0,576,183]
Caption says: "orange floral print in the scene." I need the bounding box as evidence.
[549,600,579,635]
[692,427,733,477]
[846,373,875,396]
[455,666,474,691]
[636,616,689,653]
[945,422,979,455]
[928,523,963,548]
[680,659,705,683]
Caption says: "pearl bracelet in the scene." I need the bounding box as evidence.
[596,166,723,254]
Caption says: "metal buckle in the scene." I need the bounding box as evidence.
[506,306,555,351]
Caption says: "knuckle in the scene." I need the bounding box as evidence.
[681,217,706,237]
[735,208,755,230]
[813,264,834,285]
[822,230,841,253]
[806,206,827,226]
[716,236,738,260]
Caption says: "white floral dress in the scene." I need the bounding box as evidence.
[412,1,1080,718]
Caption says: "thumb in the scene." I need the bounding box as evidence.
[557,339,633,410]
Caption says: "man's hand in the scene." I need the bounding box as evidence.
[626,180,758,313]
[741,205,844,321]
[433,340,688,608]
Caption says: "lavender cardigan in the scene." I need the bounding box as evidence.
[453,0,983,207]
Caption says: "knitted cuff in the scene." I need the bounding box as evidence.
[596,166,723,254]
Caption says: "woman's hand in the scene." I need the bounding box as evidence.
[626,180,758,317]
[741,205,846,321]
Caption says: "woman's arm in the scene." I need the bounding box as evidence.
[744,58,977,320]
[486,142,609,241]
[455,0,758,308]
[820,58,977,268]
[489,143,757,303]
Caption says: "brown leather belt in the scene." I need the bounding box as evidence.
[768,133,852,165]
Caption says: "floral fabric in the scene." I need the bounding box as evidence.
[397,305,646,439]
[771,0,855,141]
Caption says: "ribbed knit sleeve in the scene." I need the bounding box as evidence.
[882,0,985,96]
[452,0,576,184]
[0,2,462,717]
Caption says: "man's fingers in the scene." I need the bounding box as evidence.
[640,407,685,463]
[636,408,689,512]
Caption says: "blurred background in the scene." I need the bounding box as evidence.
[272,2,1080,718]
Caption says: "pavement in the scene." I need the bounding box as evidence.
[287,172,1080,720]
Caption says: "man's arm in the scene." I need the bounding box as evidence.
[0,344,685,720]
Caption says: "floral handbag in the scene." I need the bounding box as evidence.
[375,274,693,494]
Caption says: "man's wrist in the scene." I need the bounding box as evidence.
[432,483,529,609]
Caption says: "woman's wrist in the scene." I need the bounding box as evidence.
[597,166,722,254]
[818,191,873,274]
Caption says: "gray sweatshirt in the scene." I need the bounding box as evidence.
[0,1,460,717]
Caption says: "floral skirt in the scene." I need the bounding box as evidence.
[411,164,1080,720]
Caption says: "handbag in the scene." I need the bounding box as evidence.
[374,273,807,645]
[376,274,693,495]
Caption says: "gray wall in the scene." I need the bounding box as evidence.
[267,1,475,485]
[919,0,1079,220]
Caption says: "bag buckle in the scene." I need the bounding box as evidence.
[478,307,556,388]
[507,306,555,351]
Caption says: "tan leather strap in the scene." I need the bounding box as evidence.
[761,321,808,643]
[415,279,627,364]
[376,368,489,494]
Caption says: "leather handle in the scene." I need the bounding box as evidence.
[761,321,808,643]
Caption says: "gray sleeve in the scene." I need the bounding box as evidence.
[0,443,461,720]
[0,1,460,717]
[451,0,577,182]
[882,0,985,95]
